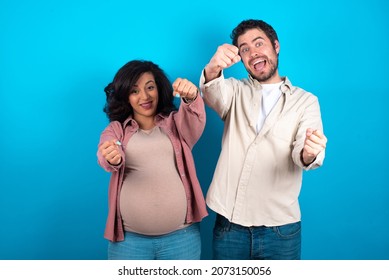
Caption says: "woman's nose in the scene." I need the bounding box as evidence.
[139,89,149,99]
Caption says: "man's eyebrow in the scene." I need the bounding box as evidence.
[238,36,265,49]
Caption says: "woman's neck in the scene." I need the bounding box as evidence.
[134,115,155,130]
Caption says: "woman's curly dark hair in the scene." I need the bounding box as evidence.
[103,60,177,123]
[231,19,279,50]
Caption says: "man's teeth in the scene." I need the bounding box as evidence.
[254,60,264,66]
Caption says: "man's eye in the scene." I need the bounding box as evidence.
[241,48,249,53]
[256,42,263,47]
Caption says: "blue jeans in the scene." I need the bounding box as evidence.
[213,214,301,260]
[108,223,201,260]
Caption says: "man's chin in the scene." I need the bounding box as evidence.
[251,73,272,83]
[249,68,278,83]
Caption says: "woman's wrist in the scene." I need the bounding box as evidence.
[183,89,199,103]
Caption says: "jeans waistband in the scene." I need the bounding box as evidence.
[215,214,263,231]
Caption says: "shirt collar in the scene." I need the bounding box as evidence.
[248,74,294,95]
[122,113,168,129]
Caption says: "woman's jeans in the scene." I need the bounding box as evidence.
[213,214,301,260]
[108,223,201,260]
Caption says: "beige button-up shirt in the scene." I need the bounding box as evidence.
[200,71,325,227]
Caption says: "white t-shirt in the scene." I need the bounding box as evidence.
[256,81,284,133]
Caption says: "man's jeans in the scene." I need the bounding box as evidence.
[213,214,301,260]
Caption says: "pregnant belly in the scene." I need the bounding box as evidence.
[119,177,188,235]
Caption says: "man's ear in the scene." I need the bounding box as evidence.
[275,40,280,54]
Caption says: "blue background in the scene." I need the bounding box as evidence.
[1,0,388,260]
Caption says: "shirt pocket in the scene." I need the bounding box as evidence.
[271,112,299,143]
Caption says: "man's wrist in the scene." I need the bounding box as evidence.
[204,67,221,83]
[301,150,315,166]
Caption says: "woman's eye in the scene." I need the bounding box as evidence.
[130,89,139,94]
[147,85,155,91]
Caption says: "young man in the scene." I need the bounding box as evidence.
[200,19,327,260]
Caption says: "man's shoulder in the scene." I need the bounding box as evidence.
[284,78,317,98]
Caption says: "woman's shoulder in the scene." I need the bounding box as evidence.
[106,120,122,130]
